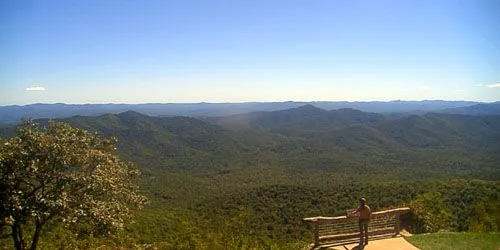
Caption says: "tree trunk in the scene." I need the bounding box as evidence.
[11,221,26,250]
[30,219,43,250]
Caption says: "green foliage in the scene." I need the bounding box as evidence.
[1,109,500,248]
[409,191,454,233]
[469,196,500,232]
[0,121,146,249]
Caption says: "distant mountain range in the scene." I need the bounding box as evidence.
[2,100,499,124]
[440,102,500,115]
[3,105,498,180]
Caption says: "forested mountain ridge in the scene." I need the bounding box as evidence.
[211,105,386,134]
[210,105,500,150]
[376,113,500,148]
[1,105,500,249]
[58,111,275,172]
[12,106,494,181]
[440,101,500,115]
[0,100,487,124]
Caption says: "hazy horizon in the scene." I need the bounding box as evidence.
[1,0,499,105]
[1,99,496,107]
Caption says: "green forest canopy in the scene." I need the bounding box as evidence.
[1,106,499,249]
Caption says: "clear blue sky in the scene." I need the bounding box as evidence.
[1,0,499,105]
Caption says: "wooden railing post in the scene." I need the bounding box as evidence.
[312,220,319,247]
[394,214,401,236]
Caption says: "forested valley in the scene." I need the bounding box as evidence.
[1,105,499,249]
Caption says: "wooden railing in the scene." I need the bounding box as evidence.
[303,207,410,249]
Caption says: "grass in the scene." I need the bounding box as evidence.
[406,232,500,250]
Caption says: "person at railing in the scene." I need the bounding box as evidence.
[347,197,372,247]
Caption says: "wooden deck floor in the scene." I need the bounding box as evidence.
[325,236,419,250]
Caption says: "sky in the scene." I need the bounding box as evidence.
[1,0,499,105]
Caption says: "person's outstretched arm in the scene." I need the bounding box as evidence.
[347,207,360,217]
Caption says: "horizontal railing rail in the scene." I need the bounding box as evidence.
[303,207,410,249]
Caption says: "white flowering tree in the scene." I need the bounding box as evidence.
[0,121,147,250]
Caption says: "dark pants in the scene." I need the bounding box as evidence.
[359,219,369,244]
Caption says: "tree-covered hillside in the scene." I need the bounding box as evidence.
[53,107,500,179]
[211,105,385,133]
[1,105,499,249]
[0,101,483,124]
